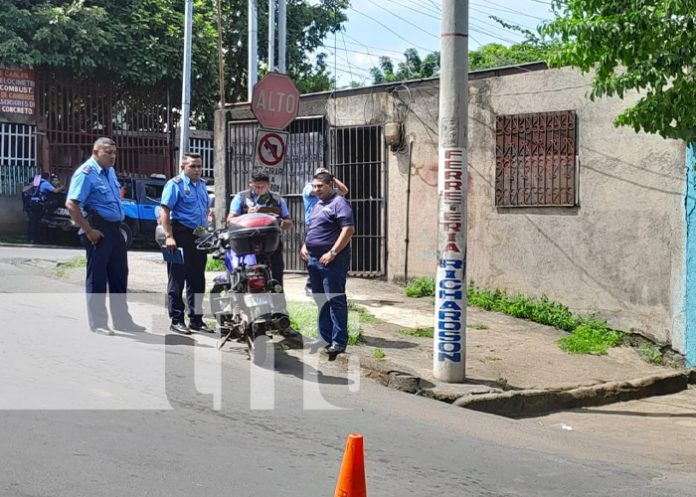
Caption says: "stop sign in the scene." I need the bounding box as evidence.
[251,72,300,130]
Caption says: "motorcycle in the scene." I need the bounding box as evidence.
[196,213,292,363]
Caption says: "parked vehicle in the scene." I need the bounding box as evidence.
[195,213,291,363]
[31,175,166,248]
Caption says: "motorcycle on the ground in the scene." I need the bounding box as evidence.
[195,213,292,363]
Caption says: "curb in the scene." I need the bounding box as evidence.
[337,349,696,418]
[453,370,695,418]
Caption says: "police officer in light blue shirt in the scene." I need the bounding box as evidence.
[159,153,214,335]
[65,137,145,335]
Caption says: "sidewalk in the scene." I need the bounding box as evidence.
[60,250,695,419]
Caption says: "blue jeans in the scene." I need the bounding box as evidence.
[307,250,350,348]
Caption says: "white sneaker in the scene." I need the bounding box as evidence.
[91,326,115,336]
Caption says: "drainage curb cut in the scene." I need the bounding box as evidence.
[453,370,695,418]
[335,354,421,393]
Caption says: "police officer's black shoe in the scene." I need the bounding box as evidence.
[91,326,115,336]
[324,345,346,362]
[170,322,191,335]
[189,322,214,334]
[114,322,146,333]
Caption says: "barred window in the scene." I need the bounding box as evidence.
[495,110,577,207]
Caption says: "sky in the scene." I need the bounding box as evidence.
[317,0,556,87]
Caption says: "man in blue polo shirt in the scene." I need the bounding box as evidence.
[300,171,355,360]
[159,153,214,335]
[66,137,145,335]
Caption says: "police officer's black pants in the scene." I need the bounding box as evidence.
[28,204,43,243]
[167,224,207,325]
[80,222,132,330]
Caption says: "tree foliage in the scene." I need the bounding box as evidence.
[542,0,696,140]
[370,49,440,84]
[0,0,348,128]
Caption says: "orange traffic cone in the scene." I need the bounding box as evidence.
[334,433,367,497]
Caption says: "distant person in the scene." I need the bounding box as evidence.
[301,167,348,293]
[65,137,145,335]
[159,153,214,335]
[26,172,58,243]
[300,171,355,360]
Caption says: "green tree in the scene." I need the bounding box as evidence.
[0,0,347,128]
[469,42,551,71]
[370,49,440,84]
[542,0,696,140]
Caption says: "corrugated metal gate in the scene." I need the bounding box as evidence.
[0,122,37,195]
[36,72,174,180]
[226,118,386,276]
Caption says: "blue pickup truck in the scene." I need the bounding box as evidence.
[37,175,166,248]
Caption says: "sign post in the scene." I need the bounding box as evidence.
[250,72,299,181]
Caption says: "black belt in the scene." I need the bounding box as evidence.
[172,220,196,233]
[88,211,121,228]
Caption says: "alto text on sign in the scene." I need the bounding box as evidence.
[251,73,300,130]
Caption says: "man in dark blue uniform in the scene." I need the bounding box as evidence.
[26,172,58,243]
[65,137,145,335]
[159,153,214,335]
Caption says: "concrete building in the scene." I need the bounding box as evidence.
[213,63,693,363]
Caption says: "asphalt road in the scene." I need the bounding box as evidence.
[1,246,694,497]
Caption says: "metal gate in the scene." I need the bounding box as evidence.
[36,71,174,179]
[0,122,37,195]
[328,125,386,276]
[226,117,326,272]
[226,119,386,276]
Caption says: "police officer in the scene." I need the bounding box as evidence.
[159,153,214,335]
[65,137,145,335]
[27,172,57,243]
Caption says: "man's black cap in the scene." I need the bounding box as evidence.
[251,171,270,182]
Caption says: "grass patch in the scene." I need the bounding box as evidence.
[641,343,663,364]
[495,377,509,390]
[405,276,436,298]
[373,348,385,359]
[468,286,580,331]
[467,323,489,330]
[348,302,381,324]
[401,327,434,338]
[205,257,225,272]
[558,321,623,355]
[55,256,87,277]
[468,284,624,356]
[287,301,362,345]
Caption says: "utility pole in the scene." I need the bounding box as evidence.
[278,0,286,73]
[433,0,468,382]
[268,0,276,71]
[216,0,225,108]
[179,0,194,156]
[248,0,258,101]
